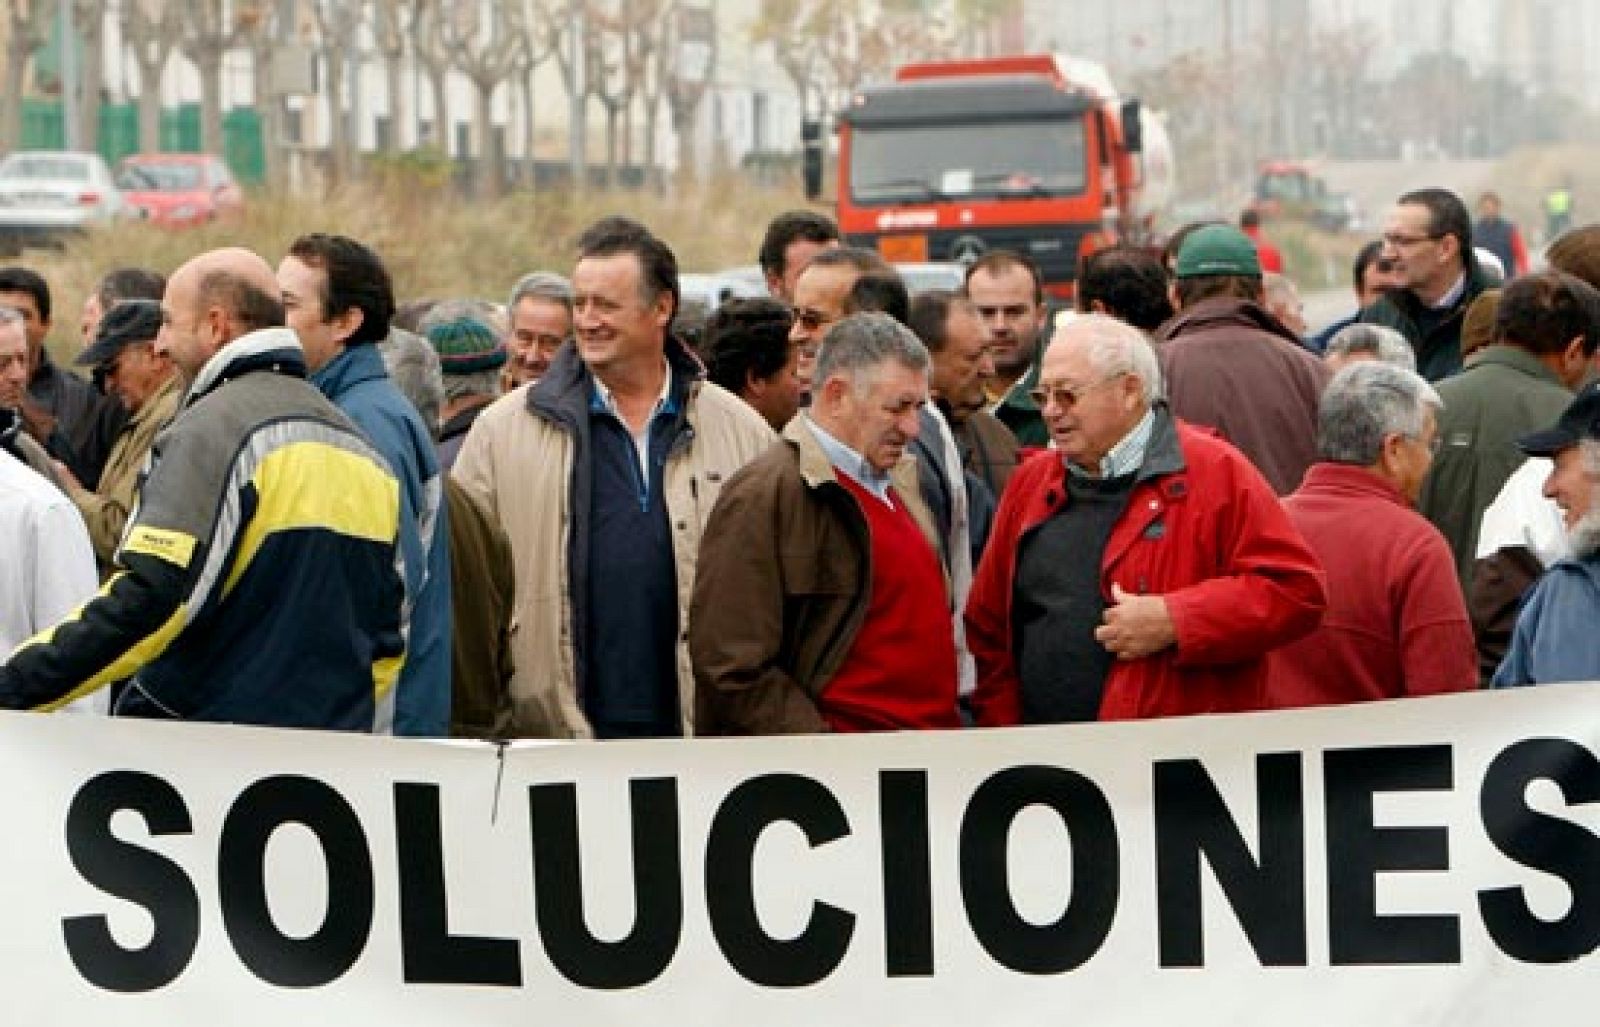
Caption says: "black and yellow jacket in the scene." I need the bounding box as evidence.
[0,328,408,731]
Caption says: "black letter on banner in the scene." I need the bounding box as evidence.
[218,776,374,986]
[704,773,855,986]
[61,771,200,992]
[395,783,522,985]
[529,778,682,989]
[1478,738,1600,963]
[1153,753,1307,967]
[1325,746,1459,964]
[880,770,933,977]
[959,766,1118,973]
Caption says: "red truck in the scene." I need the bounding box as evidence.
[830,54,1172,300]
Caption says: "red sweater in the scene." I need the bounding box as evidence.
[1267,463,1476,705]
[824,476,959,731]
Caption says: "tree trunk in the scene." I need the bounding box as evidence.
[605,104,618,187]
[428,66,449,151]
[519,70,537,191]
[137,68,164,153]
[197,51,224,154]
[1,42,27,153]
[643,91,659,192]
[325,51,347,185]
[671,101,696,187]
[474,79,499,199]
[78,15,104,151]
[384,52,405,153]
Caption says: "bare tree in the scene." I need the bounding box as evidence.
[306,0,363,183]
[585,0,658,187]
[750,0,826,124]
[412,0,453,152]
[536,0,588,187]
[1,0,55,153]
[178,0,252,154]
[71,0,107,149]
[661,0,715,186]
[371,0,416,156]
[510,0,559,187]
[442,0,528,199]
[125,0,183,153]
[239,0,289,187]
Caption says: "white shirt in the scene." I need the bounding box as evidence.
[0,450,106,714]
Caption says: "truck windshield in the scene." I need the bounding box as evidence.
[849,117,1087,205]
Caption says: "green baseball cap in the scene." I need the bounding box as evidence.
[1175,224,1262,278]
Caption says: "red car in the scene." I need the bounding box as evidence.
[116,153,244,228]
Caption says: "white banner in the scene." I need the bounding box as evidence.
[2,684,1597,1025]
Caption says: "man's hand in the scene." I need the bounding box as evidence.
[1094,583,1177,660]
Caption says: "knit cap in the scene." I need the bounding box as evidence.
[425,315,507,375]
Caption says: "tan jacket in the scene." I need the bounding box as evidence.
[452,343,774,738]
[68,373,181,572]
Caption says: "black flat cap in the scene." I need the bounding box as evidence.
[77,298,163,369]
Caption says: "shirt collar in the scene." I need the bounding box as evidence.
[589,360,677,419]
[805,413,893,501]
[1066,406,1155,480]
[1431,272,1467,310]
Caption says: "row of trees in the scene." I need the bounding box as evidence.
[1129,20,1600,201]
[2,0,1018,196]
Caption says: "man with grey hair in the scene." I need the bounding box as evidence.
[1493,383,1600,685]
[505,271,573,390]
[1324,323,1417,373]
[418,300,505,468]
[967,313,1326,724]
[691,311,959,734]
[1267,362,1475,704]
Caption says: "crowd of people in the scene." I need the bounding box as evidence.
[0,182,1596,738]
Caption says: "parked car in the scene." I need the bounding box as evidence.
[116,152,244,228]
[679,271,768,312]
[0,150,131,252]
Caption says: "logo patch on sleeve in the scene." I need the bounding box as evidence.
[122,526,198,568]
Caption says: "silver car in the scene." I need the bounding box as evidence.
[0,150,132,252]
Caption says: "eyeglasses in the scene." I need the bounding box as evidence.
[1382,232,1442,249]
[1029,373,1125,410]
[791,307,836,333]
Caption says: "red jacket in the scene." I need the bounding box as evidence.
[966,412,1327,723]
[1267,463,1476,705]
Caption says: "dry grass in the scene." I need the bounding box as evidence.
[26,171,814,364]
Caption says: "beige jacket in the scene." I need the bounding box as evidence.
[452,345,774,738]
[68,373,181,573]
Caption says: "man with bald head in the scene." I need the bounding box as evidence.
[966,314,1326,725]
[0,247,409,731]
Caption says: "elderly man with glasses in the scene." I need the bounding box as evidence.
[1359,187,1494,381]
[966,314,1326,725]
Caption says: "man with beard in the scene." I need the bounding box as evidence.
[1493,383,1600,686]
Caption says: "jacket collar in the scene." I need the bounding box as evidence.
[310,341,387,398]
[128,372,183,428]
[785,412,921,499]
[528,333,703,430]
[1161,295,1304,349]
[1467,344,1566,386]
[1298,461,1410,508]
[184,327,306,406]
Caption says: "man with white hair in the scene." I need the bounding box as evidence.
[966,313,1326,724]
[1267,363,1475,704]
[1493,383,1600,685]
